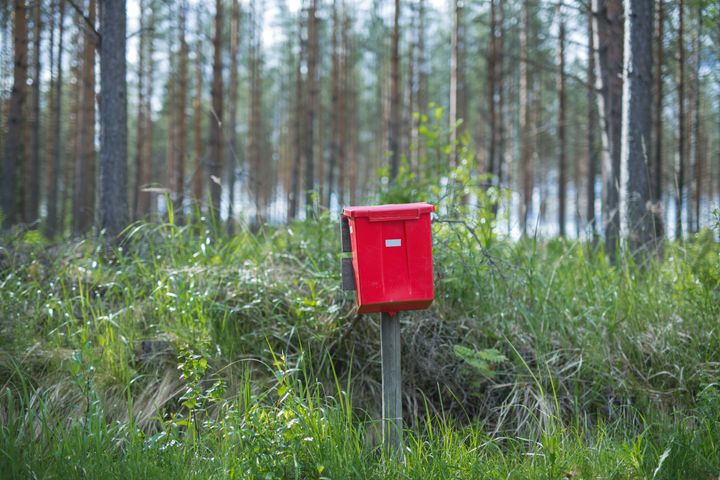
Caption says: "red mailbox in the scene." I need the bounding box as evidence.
[341,202,435,314]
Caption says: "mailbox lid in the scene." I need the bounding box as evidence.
[343,202,435,221]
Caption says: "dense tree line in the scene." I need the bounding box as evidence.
[0,0,719,255]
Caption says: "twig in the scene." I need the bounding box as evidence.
[66,0,100,45]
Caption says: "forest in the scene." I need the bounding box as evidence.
[1,0,720,478]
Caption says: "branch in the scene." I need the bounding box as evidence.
[66,0,100,45]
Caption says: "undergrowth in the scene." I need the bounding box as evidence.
[1,212,719,478]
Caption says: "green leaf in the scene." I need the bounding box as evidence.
[453,345,507,379]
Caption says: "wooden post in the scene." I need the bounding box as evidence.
[381,312,403,458]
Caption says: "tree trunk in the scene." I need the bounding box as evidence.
[586,2,598,236]
[207,0,224,218]
[133,0,148,219]
[247,0,264,224]
[73,0,96,235]
[652,0,663,205]
[449,0,462,167]
[412,0,427,177]
[592,0,623,258]
[327,0,339,209]
[620,0,655,259]
[173,0,189,222]
[98,0,129,238]
[227,0,240,231]
[288,17,303,221]
[338,5,349,206]
[46,0,65,237]
[388,0,400,182]
[487,0,504,200]
[674,0,685,239]
[519,0,532,235]
[689,6,701,233]
[304,0,318,217]
[191,25,203,204]
[28,0,41,223]
[557,7,567,237]
[2,0,28,229]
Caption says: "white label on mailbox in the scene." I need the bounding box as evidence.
[385,239,402,247]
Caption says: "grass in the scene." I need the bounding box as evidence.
[0,213,719,479]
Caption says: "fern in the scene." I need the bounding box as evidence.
[453,345,507,379]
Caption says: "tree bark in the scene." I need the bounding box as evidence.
[449,0,465,168]
[327,0,339,208]
[46,0,65,237]
[388,0,400,182]
[689,6,701,233]
[133,0,148,219]
[73,0,96,235]
[191,23,203,204]
[304,0,318,217]
[338,4,348,205]
[557,8,567,237]
[288,17,303,221]
[98,0,129,238]
[412,0,427,177]
[247,0,264,224]
[207,0,224,218]
[674,0,685,239]
[227,0,240,231]
[28,0,41,223]
[586,2,598,236]
[620,0,655,259]
[592,0,623,259]
[2,0,28,228]
[519,0,532,235]
[173,0,189,222]
[652,0,662,205]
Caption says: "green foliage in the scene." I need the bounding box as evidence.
[453,345,507,379]
[1,220,719,478]
[379,105,503,248]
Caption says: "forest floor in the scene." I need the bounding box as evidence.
[1,214,719,479]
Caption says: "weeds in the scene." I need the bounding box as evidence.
[1,215,719,478]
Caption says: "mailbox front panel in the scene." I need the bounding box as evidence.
[344,203,434,314]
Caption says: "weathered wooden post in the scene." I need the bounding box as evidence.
[381,311,403,455]
[341,202,435,459]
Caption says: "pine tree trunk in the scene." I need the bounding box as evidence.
[304,0,318,217]
[133,0,148,218]
[73,0,96,235]
[620,0,655,259]
[46,0,65,237]
[652,0,663,205]
[388,0,400,182]
[98,0,129,238]
[327,0,339,209]
[2,0,28,228]
[191,27,203,204]
[227,0,240,231]
[592,0,623,258]
[247,1,264,224]
[674,0,685,239]
[173,0,189,223]
[288,18,303,221]
[208,0,224,217]
[557,8,567,237]
[338,5,349,206]
[28,0,41,223]
[519,0,532,235]
[587,2,598,236]
[689,7,701,233]
[413,0,427,177]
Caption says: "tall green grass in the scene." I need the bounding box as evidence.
[1,215,719,478]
